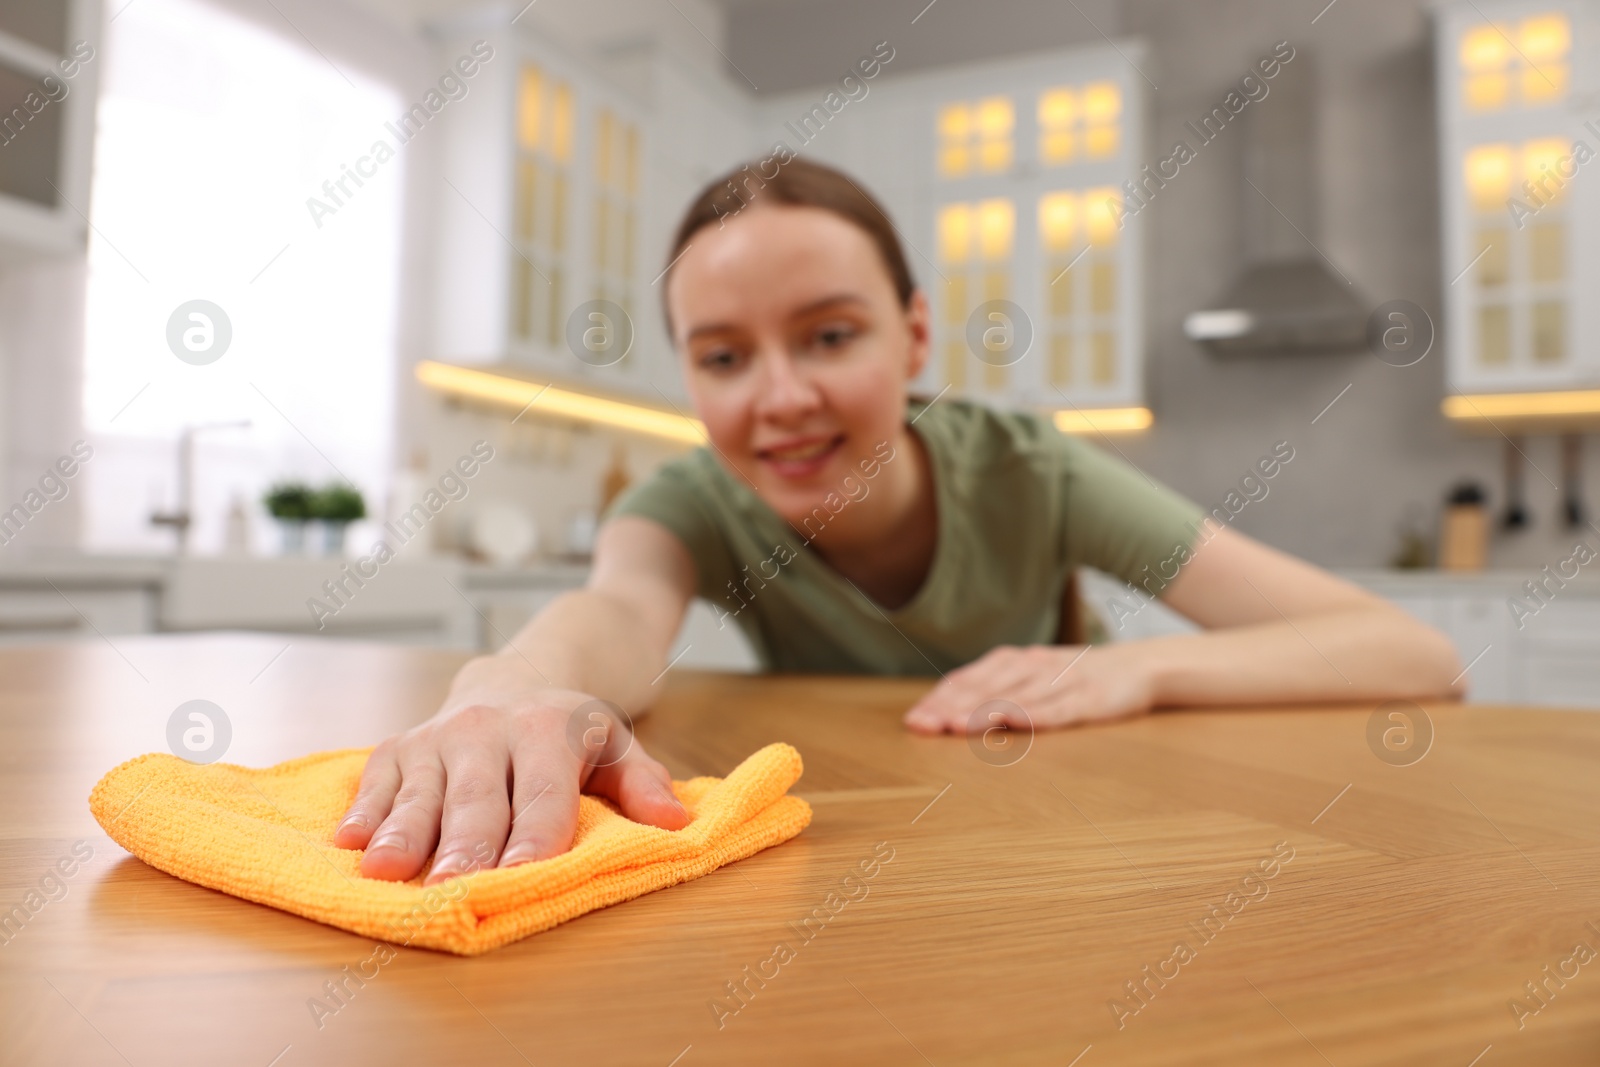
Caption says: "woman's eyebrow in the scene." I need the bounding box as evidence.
[685,321,741,343]
[684,293,868,343]
[791,293,868,317]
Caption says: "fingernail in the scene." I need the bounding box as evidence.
[431,852,468,876]
[336,815,366,834]
[501,845,539,867]
[369,833,406,852]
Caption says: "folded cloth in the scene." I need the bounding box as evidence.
[89,742,811,956]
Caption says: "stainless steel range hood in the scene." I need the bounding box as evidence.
[1183,52,1368,356]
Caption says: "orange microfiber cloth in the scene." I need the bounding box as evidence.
[89,742,811,956]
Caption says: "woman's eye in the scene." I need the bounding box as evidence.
[698,349,741,372]
[813,324,857,349]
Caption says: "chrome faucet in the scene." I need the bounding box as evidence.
[150,421,252,552]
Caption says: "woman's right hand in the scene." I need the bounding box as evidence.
[331,684,691,884]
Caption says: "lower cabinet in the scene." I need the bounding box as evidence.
[1080,567,1600,710]
[7,563,1590,705]
[0,562,760,674]
[0,585,155,644]
[1355,571,1600,710]
[463,568,758,672]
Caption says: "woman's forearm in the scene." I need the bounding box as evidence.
[1120,604,1466,708]
[445,589,671,715]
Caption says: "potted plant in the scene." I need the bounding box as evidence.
[263,482,314,554]
[309,483,366,555]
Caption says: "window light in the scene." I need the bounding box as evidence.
[1464,144,1512,212]
[1039,192,1078,253]
[1085,189,1121,246]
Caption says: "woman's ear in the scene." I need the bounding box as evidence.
[904,288,932,381]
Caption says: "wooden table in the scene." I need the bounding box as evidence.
[2,635,1598,1066]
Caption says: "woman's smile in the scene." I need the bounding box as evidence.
[755,432,846,480]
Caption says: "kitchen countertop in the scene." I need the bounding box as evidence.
[1,552,1594,593]
[0,552,594,584]
[3,634,1598,1065]
[1340,567,1600,592]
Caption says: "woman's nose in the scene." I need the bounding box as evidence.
[753,350,822,421]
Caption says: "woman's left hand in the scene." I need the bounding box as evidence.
[902,644,1157,734]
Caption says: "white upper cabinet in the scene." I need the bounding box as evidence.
[0,0,101,260]
[1435,0,1599,394]
[754,43,1149,415]
[430,22,750,405]
[430,25,1147,417]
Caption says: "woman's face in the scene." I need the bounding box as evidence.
[665,204,929,527]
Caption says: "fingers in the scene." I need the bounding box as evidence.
[568,699,689,832]
[348,694,696,882]
[499,743,582,868]
[425,718,513,885]
[357,750,446,881]
[499,719,689,870]
[589,743,691,832]
[905,647,1040,733]
[333,741,401,850]
[901,644,1156,736]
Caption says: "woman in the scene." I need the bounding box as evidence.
[335,159,1462,884]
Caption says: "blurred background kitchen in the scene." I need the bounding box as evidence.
[0,0,1596,703]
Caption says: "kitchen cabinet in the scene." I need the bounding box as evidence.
[0,557,161,644]
[462,562,757,671]
[0,585,153,644]
[1434,0,1600,394]
[753,43,1149,416]
[429,19,751,408]
[0,554,758,670]
[460,561,584,650]
[427,21,1150,421]
[160,557,477,647]
[1437,592,1514,701]
[5,557,1593,699]
[1351,572,1600,707]
[1082,566,1600,709]
[0,0,100,260]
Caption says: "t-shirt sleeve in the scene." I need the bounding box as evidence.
[1054,433,1207,597]
[602,456,737,602]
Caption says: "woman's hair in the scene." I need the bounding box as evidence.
[659,157,917,335]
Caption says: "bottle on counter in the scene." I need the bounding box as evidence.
[1438,481,1489,572]
[224,494,252,555]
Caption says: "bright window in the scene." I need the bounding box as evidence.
[928,59,1142,409]
[937,198,1015,390]
[1462,137,1569,368]
[81,0,404,553]
[1040,189,1122,387]
[511,63,574,350]
[937,96,1014,177]
[1038,81,1120,164]
[592,106,639,365]
[1459,13,1569,111]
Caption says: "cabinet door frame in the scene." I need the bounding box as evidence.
[1434,0,1600,394]
[0,0,102,259]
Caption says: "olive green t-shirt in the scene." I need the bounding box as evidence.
[605,397,1205,675]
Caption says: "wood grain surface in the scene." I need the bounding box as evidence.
[1,634,1597,1066]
